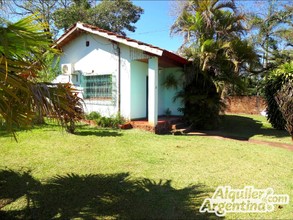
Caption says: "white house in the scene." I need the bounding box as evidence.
[53,22,188,126]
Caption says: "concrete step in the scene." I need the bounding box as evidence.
[171,122,188,130]
[171,126,192,135]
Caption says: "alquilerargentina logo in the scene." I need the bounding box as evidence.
[199,186,290,217]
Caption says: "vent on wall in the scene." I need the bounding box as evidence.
[61,64,72,75]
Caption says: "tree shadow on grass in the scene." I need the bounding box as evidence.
[0,170,41,219]
[193,115,289,141]
[0,170,218,219]
[0,123,122,138]
[74,128,122,137]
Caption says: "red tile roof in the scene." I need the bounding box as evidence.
[55,22,188,67]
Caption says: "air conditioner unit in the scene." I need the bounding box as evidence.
[61,64,72,75]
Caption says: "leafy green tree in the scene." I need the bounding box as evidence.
[0,15,84,136]
[264,76,287,130]
[264,61,293,131]
[53,0,144,36]
[8,0,143,38]
[246,1,293,76]
[171,0,258,129]
[53,0,91,31]
[9,0,59,38]
[37,52,61,82]
[275,77,293,140]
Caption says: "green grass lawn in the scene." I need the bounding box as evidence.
[0,115,292,219]
[215,114,292,144]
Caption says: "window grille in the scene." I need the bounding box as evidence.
[82,74,112,99]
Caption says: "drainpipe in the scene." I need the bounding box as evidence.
[117,45,121,115]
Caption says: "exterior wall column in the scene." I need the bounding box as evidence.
[148,57,158,126]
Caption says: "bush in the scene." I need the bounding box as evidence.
[177,72,225,130]
[275,79,293,140]
[264,61,293,130]
[85,112,125,128]
[264,76,287,130]
[85,112,102,120]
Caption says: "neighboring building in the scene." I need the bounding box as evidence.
[53,22,188,126]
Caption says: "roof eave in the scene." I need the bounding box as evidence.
[75,23,163,56]
[54,22,188,66]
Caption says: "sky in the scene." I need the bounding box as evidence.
[2,0,290,53]
[125,0,184,52]
[124,0,292,53]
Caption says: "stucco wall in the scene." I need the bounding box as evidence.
[56,32,184,120]
[129,64,184,118]
[161,68,184,116]
[130,61,148,119]
[58,33,133,118]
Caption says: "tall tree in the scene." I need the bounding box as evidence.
[53,0,144,36]
[171,0,258,79]
[246,1,293,76]
[8,0,143,38]
[10,0,59,38]
[171,0,258,128]
[53,0,92,31]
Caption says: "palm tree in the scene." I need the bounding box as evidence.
[0,15,84,137]
[247,2,293,77]
[171,0,258,128]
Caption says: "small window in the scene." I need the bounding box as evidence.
[82,74,112,100]
[86,41,90,47]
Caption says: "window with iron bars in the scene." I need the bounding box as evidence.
[82,74,112,100]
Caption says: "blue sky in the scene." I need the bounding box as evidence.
[124,0,291,53]
[125,0,184,52]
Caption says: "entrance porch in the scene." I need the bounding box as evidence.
[130,116,183,134]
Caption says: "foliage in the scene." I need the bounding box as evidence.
[162,74,178,90]
[171,0,258,129]
[171,0,259,89]
[246,2,293,77]
[53,0,143,36]
[9,0,59,39]
[47,83,84,134]
[6,0,143,38]
[86,112,125,128]
[264,61,293,130]
[264,76,287,130]
[85,111,102,120]
[37,52,60,82]
[52,0,91,31]
[164,108,172,117]
[0,15,84,136]
[275,79,293,140]
[176,67,225,130]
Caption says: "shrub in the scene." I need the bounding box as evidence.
[85,112,101,120]
[177,72,225,130]
[264,61,293,130]
[264,76,287,130]
[275,79,293,140]
[85,112,125,128]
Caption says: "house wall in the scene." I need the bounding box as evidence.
[129,63,184,119]
[158,70,165,115]
[119,44,131,120]
[58,33,132,119]
[130,61,148,119]
[160,67,184,116]
[56,32,184,120]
